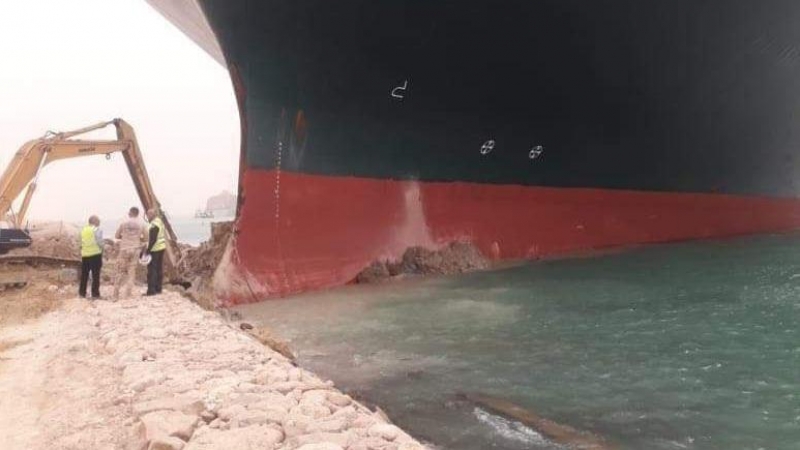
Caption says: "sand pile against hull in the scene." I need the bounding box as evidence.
[180,222,233,281]
[0,291,429,450]
[178,221,234,309]
[355,242,490,284]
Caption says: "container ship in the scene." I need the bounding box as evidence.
[148,0,800,302]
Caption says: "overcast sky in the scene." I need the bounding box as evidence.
[0,0,239,223]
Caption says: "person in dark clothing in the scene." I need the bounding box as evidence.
[79,215,103,299]
[79,255,102,298]
[144,208,167,296]
[146,250,164,295]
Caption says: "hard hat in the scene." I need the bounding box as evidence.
[138,253,152,266]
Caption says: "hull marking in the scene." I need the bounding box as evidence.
[391,79,408,99]
[480,139,496,155]
[529,145,544,160]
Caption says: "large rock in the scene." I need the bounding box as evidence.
[294,402,332,419]
[295,443,345,450]
[132,394,205,417]
[205,190,236,214]
[349,437,403,450]
[398,444,427,450]
[185,424,283,450]
[148,435,186,450]
[327,392,352,408]
[234,408,282,427]
[368,423,402,441]
[140,410,198,441]
[123,362,167,393]
[290,431,353,448]
[216,404,246,421]
[305,418,347,434]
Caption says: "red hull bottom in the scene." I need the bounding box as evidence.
[221,168,800,304]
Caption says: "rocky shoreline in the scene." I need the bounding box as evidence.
[0,291,429,450]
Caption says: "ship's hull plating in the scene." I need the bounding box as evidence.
[191,1,800,301]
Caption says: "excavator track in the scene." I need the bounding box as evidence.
[0,280,27,291]
[0,255,80,267]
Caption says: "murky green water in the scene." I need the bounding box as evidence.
[236,235,800,450]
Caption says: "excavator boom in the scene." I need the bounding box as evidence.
[0,119,180,274]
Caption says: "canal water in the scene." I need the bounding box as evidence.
[235,235,800,450]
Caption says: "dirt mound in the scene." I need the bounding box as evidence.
[8,221,136,284]
[397,242,490,275]
[355,241,490,284]
[356,261,393,283]
[0,264,75,327]
[178,221,233,309]
[0,281,64,327]
[180,222,232,279]
[1,222,101,326]
[8,221,80,260]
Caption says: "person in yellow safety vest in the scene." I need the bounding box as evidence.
[144,208,167,296]
[79,215,104,299]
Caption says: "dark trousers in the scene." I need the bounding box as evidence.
[146,250,164,295]
[79,254,102,298]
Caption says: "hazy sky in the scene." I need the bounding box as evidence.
[0,0,239,223]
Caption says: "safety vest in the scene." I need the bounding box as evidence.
[150,217,167,252]
[80,225,102,257]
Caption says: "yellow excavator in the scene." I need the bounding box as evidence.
[0,119,181,273]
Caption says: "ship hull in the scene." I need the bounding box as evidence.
[232,168,800,299]
[154,1,800,301]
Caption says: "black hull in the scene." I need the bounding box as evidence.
[201,0,800,197]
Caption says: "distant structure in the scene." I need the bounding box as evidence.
[197,190,236,219]
[194,209,214,219]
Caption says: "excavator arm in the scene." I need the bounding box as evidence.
[0,120,129,226]
[0,119,181,275]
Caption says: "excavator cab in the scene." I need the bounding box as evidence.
[0,228,31,254]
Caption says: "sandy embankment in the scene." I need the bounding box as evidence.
[0,291,428,450]
[0,221,428,449]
